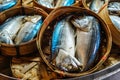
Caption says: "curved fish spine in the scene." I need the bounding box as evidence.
[86,18,101,70]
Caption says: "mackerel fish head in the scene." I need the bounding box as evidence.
[0,30,13,44]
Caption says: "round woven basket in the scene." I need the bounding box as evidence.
[98,0,120,46]
[0,6,48,56]
[37,7,112,77]
[33,0,82,13]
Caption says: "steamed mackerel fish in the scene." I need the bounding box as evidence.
[37,0,54,8]
[0,0,17,12]
[55,0,74,8]
[110,15,120,30]
[51,18,81,72]
[89,0,105,13]
[0,16,25,44]
[37,0,74,8]
[108,2,120,15]
[71,15,100,71]
[15,15,43,45]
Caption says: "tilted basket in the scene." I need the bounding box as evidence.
[0,6,48,56]
[37,7,112,77]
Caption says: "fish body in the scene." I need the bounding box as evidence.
[55,0,74,8]
[86,18,101,70]
[37,0,54,8]
[51,18,81,72]
[52,18,75,58]
[71,16,100,71]
[108,2,120,14]
[89,0,105,13]
[15,15,42,44]
[110,15,120,30]
[0,16,24,44]
[0,0,17,12]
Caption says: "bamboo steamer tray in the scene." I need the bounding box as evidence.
[98,0,120,46]
[37,7,112,77]
[0,6,48,56]
[81,0,108,13]
[33,0,82,13]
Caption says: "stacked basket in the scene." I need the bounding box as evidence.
[0,0,114,80]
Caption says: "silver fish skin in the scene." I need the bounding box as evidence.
[0,31,13,44]
[15,15,42,45]
[52,18,82,72]
[0,16,24,44]
[110,15,120,30]
[0,0,17,12]
[71,16,99,71]
[108,2,120,14]
[89,0,105,13]
[55,0,74,8]
[37,0,54,8]
[85,18,101,70]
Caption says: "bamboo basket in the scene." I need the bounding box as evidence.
[81,0,108,13]
[0,6,48,56]
[37,7,112,77]
[33,0,82,13]
[98,0,120,46]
